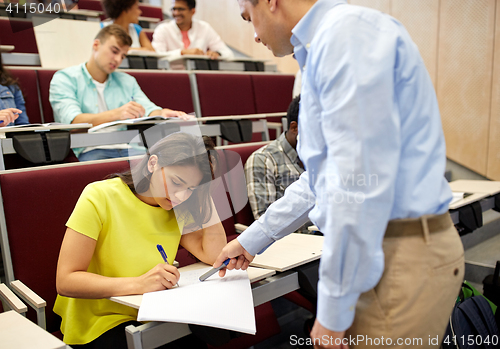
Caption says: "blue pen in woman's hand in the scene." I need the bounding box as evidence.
[156,244,179,287]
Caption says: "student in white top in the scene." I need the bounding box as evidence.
[101,0,155,51]
[152,0,234,60]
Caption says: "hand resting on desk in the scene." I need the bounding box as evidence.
[0,108,21,126]
[214,239,255,277]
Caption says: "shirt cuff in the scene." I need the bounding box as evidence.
[317,289,360,332]
[146,106,162,117]
[237,222,275,256]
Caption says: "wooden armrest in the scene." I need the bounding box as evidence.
[0,283,27,314]
[234,223,249,233]
[10,280,46,309]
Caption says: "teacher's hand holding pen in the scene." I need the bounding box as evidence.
[213,239,255,277]
[0,108,21,127]
[114,101,145,120]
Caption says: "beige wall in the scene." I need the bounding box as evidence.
[195,0,500,179]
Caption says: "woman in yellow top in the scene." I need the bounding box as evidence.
[55,132,226,348]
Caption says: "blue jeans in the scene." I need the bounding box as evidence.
[78,148,145,162]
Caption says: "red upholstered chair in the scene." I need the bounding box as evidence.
[78,0,163,22]
[0,159,131,334]
[2,69,80,170]
[195,72,265,142]
[36,69,57,123]
[195,73,256,117]
[251,74,295,114]
[220,143,269,226]
[126,70,194,114]
[0,18,38,54]
[7,68,43,124]
[251,74,295,139]
[137,3,163,22]
[76,0,106,20]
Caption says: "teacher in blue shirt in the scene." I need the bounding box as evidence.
[214,1,464,348]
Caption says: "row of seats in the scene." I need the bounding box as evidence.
[0,141,279,348]
[0,4,161,56]
[0,1,163,29]
[77,0,164,22]
[7,67,294,127]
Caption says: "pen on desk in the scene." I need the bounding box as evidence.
[199,258,231,282]
[156,244,179,287]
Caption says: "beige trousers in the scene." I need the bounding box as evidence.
[346,214,464,349]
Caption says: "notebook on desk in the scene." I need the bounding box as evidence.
[0,123,92,137]
[88,116,178,133]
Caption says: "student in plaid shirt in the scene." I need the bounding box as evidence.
[244,96,312,233]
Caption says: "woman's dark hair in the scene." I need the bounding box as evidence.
[0,54,19,87]
[110,133,217,230]
[101,0,138,20]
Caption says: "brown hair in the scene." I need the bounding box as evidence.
[101,0,138,20]
[94,24,133,47]
[110,133,217,230]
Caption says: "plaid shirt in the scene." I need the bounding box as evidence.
[245,133,305,220]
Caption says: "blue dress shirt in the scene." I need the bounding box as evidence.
[238,0,452,332]
[0,84,30,126]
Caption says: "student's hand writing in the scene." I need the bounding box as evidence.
[115,101,145,120]
[136,263,180,293]
[181,48,204,55]
[214,239,254,277]
[0,108,21,127]
[310,320,349,349]
[206,50,220,60]
[160,108,193,120]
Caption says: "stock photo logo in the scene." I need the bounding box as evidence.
[3,0,80,33]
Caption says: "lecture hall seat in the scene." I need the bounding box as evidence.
[0,157,281,348]
[8,68,43,124]
[77,0,163,22]
[0,159,131,335]
[126,70,195,114]
[36,69,58,123]
[0,18,38,54]
[195,73,257,117]
[251,74,295,139]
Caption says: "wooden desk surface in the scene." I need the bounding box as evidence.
[110,263,276,310]
[0,311,67,349]
[449,192,490,210]
[250,233,324,272]
[449,180,500,196]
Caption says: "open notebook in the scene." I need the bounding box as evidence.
[137,267,256,335]
[88,116,177,133]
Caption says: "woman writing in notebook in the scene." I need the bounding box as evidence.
[55,132,226,348]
